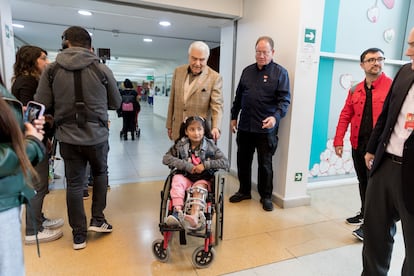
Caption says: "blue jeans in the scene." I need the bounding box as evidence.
[60,141,109,238]
[236,130,278,199]
[0,207,25,276]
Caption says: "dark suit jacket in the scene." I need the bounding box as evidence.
[366,63,414,213]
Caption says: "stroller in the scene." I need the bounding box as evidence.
[152,170,225,268]
[119,103,140,140]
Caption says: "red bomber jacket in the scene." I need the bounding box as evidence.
[333,72,392,149]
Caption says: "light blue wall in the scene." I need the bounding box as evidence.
[309,0,413,179]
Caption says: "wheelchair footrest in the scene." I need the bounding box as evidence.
[187,231,209,239]
[159,223,184,232]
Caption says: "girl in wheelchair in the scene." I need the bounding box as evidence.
[162,116,229,230]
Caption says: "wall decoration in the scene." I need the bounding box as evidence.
[339,74,353,89]
[367,0,379,23]
[382,0,395,9]
[383,28,395,43]
[309,134,355,177]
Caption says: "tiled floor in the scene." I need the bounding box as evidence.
[24,103,404,275]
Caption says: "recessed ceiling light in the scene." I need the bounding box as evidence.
[143,38,153,42]
[159,21,171,27]
[12,23,24,28]
[78,10,92,16]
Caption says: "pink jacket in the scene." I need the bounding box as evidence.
[334,72,392,149]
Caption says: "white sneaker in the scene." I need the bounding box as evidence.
[25,228,63,245]
[42,218,64,229]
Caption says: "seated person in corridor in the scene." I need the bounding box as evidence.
[162,116,229,229]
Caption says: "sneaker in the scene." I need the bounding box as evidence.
[42,218,64,229]
[83,190,90,199]
[352,226,364,241]
[346,212,363,225]
[54,173,62,179]
[25,228,63,245]
[229,192,252,203]
[88,219,113,233]
[73,234,86,250]
[165,210,183,227]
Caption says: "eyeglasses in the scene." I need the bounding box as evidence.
[363,57,385,64]
[255,50,272,57]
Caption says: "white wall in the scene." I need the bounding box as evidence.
[0,0,15,89]
[229,0,325,207]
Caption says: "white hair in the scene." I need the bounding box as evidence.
[188,41,210,58]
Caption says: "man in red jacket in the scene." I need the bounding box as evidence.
[333,48,392,241]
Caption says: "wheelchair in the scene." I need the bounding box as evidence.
[151,170,225,268]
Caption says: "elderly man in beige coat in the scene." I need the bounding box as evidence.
[166,41,223,141]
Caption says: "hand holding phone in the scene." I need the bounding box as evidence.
[24,101,45,124]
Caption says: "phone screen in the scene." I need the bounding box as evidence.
[24,103,44,124]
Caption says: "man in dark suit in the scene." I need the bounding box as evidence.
[362,27,414,275]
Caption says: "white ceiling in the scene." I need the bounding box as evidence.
[10,0,235,81]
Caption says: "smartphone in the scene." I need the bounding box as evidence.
[24,101,45,124]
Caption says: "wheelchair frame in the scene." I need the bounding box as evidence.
[151,170,225,268]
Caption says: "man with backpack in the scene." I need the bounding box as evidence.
[35,26,121,250]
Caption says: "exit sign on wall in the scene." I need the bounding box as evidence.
[294,172,303,182]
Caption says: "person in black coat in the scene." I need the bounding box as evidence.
[362,27,414,275]
[120,78,140,140]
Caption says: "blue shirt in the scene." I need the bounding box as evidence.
[231,61,291,133]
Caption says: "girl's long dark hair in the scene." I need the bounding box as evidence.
[176,116,212,143]
[0,75,38,185]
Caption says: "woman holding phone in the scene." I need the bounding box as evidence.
[0,73,45,275]
[12,45,64,244]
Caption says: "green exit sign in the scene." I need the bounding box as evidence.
[146,75,154,81]
[304,28,316,43]
[294,172,303,182]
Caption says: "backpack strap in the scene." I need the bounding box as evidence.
[51,62,108,128]
[89,62,108,90]
[73,69,87,128]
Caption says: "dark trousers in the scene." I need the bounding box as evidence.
[122,111,136,135]
[352,147,369,215]
[362,157,414,275]
[236,130,278,199]
[59,141,109,237]
[25,156,49,235]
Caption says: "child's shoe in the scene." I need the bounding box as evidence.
[165,210,183,226]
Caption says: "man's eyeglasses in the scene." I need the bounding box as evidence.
[255,51,271,57]
[363,57,386,64]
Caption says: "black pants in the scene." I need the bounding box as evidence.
[25,156,49,235]
[236,130,278,199]
[122,111,136,135]
[60,141,109,238]
[362,157,414,275]
[352,147,369,215]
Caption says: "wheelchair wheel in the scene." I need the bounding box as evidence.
[152,239,170,262]
[191,246,216,268]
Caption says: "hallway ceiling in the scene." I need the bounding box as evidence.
[10,0,235,80]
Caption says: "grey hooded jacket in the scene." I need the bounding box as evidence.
[35,47,121,145]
